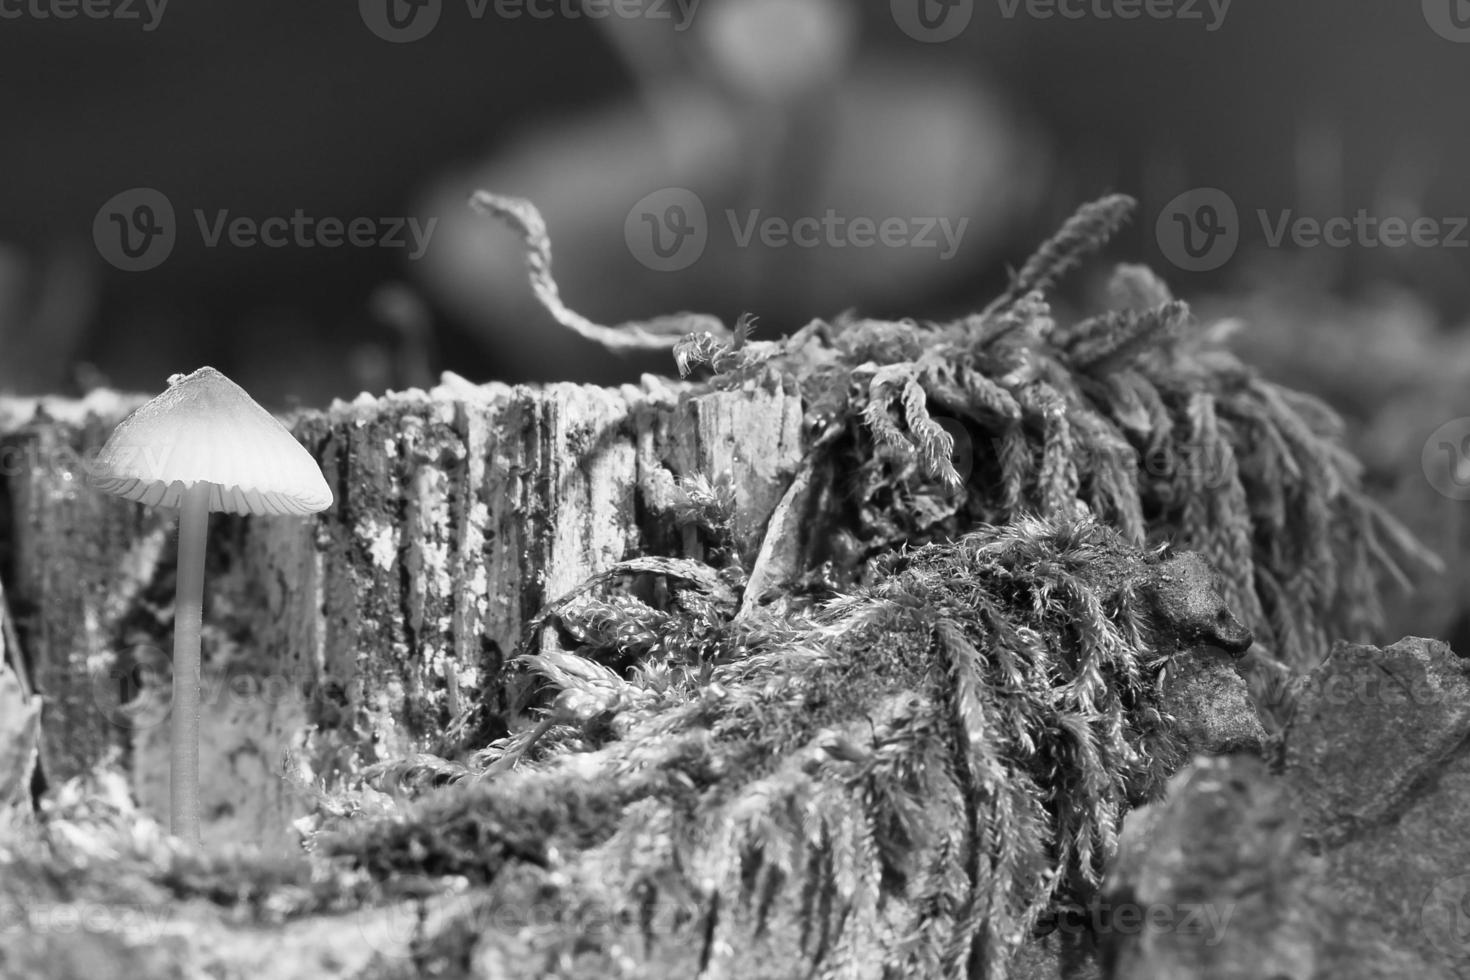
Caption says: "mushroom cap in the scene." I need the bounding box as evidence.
[89,367,333,516]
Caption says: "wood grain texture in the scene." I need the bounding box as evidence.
[0,375,807,849]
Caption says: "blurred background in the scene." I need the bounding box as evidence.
[1,0,1467,402]
[2,0,1469,638]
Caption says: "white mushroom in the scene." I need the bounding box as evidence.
[89,366,332,843]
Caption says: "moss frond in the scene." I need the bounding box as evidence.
[668,196,1434,673]
[330,516,1214,978]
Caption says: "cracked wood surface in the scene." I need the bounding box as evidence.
[0,375,807,849]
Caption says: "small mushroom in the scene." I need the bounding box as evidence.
[89,367,332,843]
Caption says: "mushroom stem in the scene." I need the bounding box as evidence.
[171,480,210,843]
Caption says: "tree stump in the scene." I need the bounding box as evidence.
[0,374,807,850]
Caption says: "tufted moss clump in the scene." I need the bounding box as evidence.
[328,515,1262,979]
[669,196,1436,679]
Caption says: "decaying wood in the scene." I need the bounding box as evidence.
[0,572,41,810]
[0,374,806,849]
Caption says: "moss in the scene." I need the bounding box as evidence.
[4,197,1438,979]
[305,195,1436,977]
[328,769,637,886]
[669,199,1434,678]
[318,514,1262,978]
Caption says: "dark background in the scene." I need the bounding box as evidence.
[1,0,1466,406]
